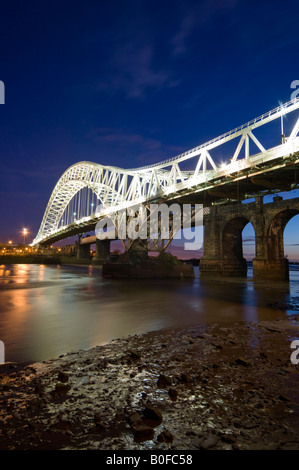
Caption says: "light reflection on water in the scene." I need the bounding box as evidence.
[0,263,298,363]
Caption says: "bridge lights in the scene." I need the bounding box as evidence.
[279,102,287,143]
[22,228,28,245]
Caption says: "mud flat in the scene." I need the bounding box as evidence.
[0,316,299,450]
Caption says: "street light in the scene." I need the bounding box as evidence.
[22,228,28,245]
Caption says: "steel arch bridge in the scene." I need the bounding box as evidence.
[32,97,299,246]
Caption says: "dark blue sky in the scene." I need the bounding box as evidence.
[1,0,299,254]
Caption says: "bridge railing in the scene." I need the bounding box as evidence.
[128,96,299,172]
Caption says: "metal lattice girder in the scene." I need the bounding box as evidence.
[32,97,299,245]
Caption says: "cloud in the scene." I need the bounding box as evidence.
[87,127,185,166]
[171,0,239,57]
[242,236,255,244]
[171,13,198,57]
[91,128,161,150]
[98,42,176,99]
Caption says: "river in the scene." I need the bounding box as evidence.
[0,263,298,363]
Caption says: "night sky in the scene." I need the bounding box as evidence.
[1,0,299,258]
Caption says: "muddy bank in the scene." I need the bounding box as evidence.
[0,316,299,450]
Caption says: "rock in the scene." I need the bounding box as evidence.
[157,374,172,388]
[279,441,299,450]
[168,388,178,401]
[235,358,250,367]
[259,352,267,359]
[129,350,141,360]
[179,373,192,384]
[34,383,45,395]
[157,430,174,443]
[57,371,69,383]
[186,430,198,437]
[94,414,106,432]
[219,432,237,444]
[277,394,291,402]
[128,412,143,429]
[199,433,218,450]
[133,426,154,443]
[142,406,163,427]
[52,382,71,396]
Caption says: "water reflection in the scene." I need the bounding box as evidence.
[0,264,297,363]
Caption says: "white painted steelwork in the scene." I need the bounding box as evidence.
[32,98,299,245]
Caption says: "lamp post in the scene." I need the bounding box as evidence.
[22,228,28,245]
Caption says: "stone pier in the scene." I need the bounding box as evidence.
[92,239,111,265]
[76,242,91,259]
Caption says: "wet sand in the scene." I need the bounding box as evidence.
[0,315,299,450]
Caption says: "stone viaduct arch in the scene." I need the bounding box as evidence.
[200,196,299,281]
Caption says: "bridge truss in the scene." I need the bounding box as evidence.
[32,97,299,246]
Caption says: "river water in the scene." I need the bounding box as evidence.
[0,263,298,363]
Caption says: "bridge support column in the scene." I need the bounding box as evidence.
[92,239,111,265]
[200,205,247,278]
[252,258,289,281]
[200,258,247,277]
[253,197,290,281]
[76,243,91,259]
[199,207,223,276]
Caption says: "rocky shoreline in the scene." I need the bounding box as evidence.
[1,316,299,450]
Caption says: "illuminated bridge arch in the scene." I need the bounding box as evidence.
[34,161,172,244]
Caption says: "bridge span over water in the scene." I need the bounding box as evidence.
[32,98,299,280]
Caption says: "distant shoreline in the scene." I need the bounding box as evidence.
[1,256,299,268]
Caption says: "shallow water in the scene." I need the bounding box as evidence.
[0,263,298,363]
